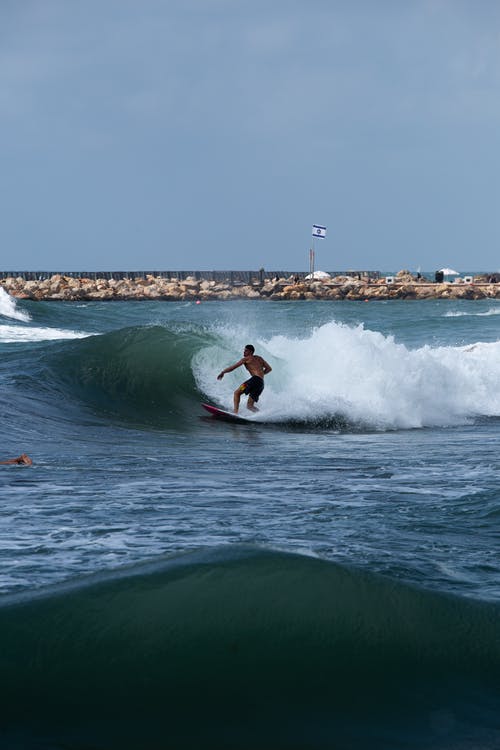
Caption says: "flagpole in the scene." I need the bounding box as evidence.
[310,224,326,277]
[310,238,315,276]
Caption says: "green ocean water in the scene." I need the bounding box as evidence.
[1,291,500,749]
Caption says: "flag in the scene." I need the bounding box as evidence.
[312,224,326,239]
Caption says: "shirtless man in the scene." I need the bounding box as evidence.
[0,454,32,465]
[217,344,272,413]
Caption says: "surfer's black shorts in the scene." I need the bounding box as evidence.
[239,375,264,402]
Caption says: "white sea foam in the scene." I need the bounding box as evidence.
[444,308,500,318]
[0,287,92,342]
[193,320,500,430]
[0,287,31,322]
[0,324,90,344]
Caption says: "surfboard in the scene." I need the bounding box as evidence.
[201,403,254,423]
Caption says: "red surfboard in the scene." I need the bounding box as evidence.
[201,403,254,423]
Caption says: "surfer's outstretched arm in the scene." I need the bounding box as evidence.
[217,358,244,380]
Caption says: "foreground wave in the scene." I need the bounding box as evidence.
[1,547,499,749]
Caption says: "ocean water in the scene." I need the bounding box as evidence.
[1,287,500,749]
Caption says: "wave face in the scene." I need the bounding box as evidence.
[1,547,499,749]
[42,324,214,424]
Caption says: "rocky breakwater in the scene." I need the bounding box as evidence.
[0,274,265,301]
[1,271,499,301]
[274,271,500,301]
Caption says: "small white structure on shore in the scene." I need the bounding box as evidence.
[305,271,331,280]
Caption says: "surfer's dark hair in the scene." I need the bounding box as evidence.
[245,344,255,353]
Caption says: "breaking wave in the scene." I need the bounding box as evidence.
[0,286,30,322]
[4,315,500,430]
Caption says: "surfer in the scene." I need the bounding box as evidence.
[0,454,32,465]
[217,344,272,413]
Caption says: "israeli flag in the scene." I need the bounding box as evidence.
[312,224,327,239]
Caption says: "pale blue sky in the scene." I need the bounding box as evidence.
[1,0,499,272]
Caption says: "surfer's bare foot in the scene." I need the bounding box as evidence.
[247,405,259,413]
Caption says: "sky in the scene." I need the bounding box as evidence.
[1,0,500,272]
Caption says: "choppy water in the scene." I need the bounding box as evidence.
[1,287,500,749]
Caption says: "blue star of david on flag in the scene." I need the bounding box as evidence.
[312,224,326,238]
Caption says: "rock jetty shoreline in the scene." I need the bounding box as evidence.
[2,270,499,302]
